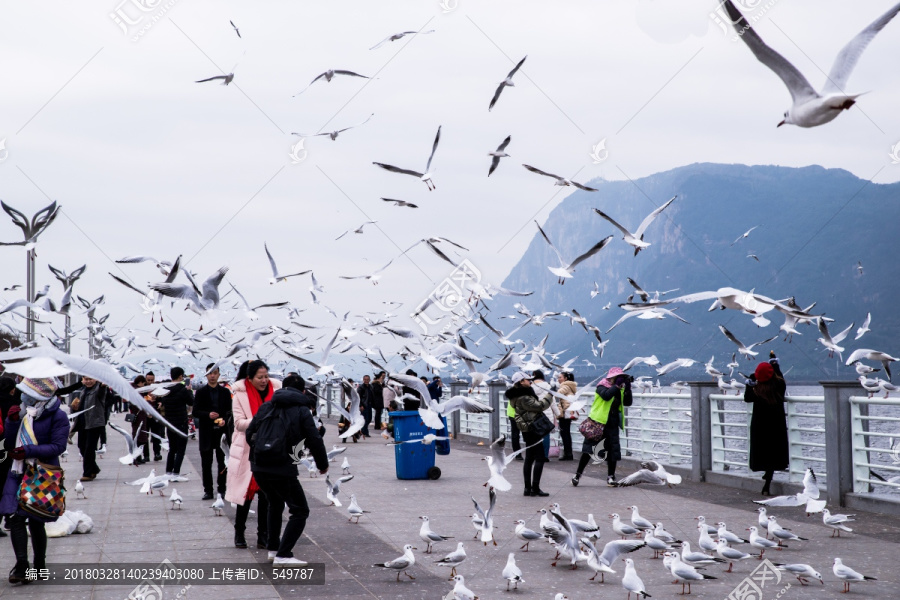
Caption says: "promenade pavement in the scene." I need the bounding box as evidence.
[0,410,897,599]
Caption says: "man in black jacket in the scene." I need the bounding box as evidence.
[194,364,232,500]
[71,376,118,482]
[247,375,328,566]
[162,367,194,476]
[357,375,374,439]
[371,372,385,430]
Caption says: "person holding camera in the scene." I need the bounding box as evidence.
[505,371,553,497]
[743,351,788,496]
[572,366,633,487]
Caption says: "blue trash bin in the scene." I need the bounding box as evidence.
[390,411,448,480]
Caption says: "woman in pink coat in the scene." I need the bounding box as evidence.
[225,360,281,549]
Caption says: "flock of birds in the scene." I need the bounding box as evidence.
[366,462,877,598]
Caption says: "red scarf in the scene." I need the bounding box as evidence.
[244,380,273,501]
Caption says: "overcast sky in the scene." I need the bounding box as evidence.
[1,0,899,360]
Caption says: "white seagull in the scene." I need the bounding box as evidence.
[169,488,183,510]
[514,520,544,552]
[593,196,677,255]
[211,493,225,516]
[846,348,899,381]
[265,243,309,284]
[855,312,872,339]
[294,69,369,96]
[347,494,368,523]
[502,553,524,590]
[418,516,453,554]
[718,325,778,359]
[731,225,759,246]
[523,164,598,191]
[435,541,467,576]
[822,508,855,537]
[778,563,824,586]
[489,55,526,111]
[667,551,717,595]
[833,557,876,593]
[293,113,374,141]
[373,125,441,190]
[326,474,354,507]
[535,219,612,284]
[373,544,416,581]
[622,558,651,599]
[723,0,900,128]
[487,135,511,176]
[369,29,435,50]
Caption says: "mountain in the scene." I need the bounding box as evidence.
[491,163,898,383]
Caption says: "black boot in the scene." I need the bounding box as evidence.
[8,517,30,584]
[234,528,248,549]
[761,471,773,496]
[531,462,549,496]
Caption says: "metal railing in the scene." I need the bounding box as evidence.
[449,383,692,466]
[849,396,900,494]
[708,393,827,484]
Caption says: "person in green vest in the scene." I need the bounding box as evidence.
[571,366,633,487]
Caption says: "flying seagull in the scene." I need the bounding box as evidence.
[196,72,235,85]
[292,113,374,141]
[535,220,612,284]
[370,29,435,50]
[487,135,511,176]
[489,55,527,111]
[381,198,418,208]
[522,164,597,191]
[229,20,240,38]
[335,221,377,240]
[718,325,778,359]
[265,243,310,284]
[722,0,900,127]
[294,69,369,96]
[373,125,441,190]
[593,195,677,255]
[731,225,759,246]
[150,266,229,315]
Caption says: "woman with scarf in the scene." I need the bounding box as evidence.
[225,360,281,549]
[0,377,69,584]
[571,366,632,487]
[744,351,788,495]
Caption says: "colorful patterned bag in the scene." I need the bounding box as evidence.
[18,461,66,520]
[578,418,605,443]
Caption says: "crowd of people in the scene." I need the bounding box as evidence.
[0,353,789,582]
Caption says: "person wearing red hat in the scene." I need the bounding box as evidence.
[743,351,788,495]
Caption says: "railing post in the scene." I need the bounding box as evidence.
[488,382,502,442]
[449,382,465,438]
[689,381,718,482]
[822,380,859,507]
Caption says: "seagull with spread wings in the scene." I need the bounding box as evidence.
[718,325,778,359]
[489,56,527,111]
[535,220,612,284]
[370,29,435,50]
[722,0,900,128]
[487,135,511,176]
[293,69,369,96]
[593,195,677,256]
[292,113,374,141]
[522,164,597,191]
[373,125,441,190]
[265,243,310,284]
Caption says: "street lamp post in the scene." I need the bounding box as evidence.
[48,264,86,354]
[0,201,61,343]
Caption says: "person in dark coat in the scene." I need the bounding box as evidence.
[162,367,193,476]
[70,376,117,482]
[0,377,18,539]
[246,375,328,565]
[571,366,633,487]
[744,352,789,495]
[193,364,232,499]
[505,372,552,497]
[1,377,69,584]
[356,375,374,439]
[371,372,385,431]
[427,376,443,402]
[129,376,151,466]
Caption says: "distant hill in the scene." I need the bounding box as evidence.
[492,163,898,383]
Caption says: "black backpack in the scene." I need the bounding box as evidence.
[251,405,294,466]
